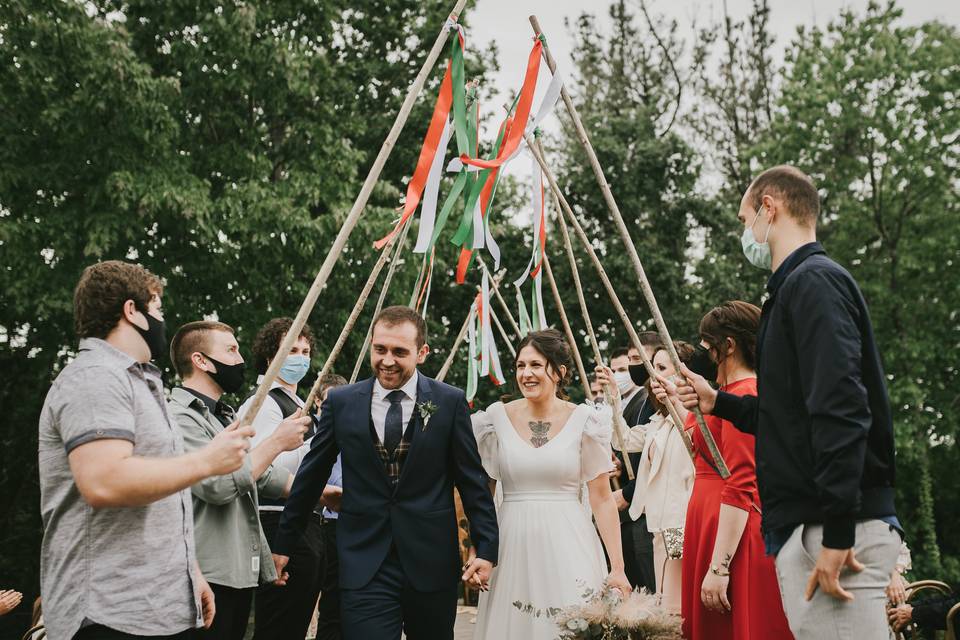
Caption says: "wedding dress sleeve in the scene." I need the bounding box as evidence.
[471,409,500,481]
[581,403,615,482]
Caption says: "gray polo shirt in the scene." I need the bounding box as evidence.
[38,338,202,639]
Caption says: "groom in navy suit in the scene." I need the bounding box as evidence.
[272,306,498,640]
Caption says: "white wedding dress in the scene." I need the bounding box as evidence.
[471,401,614,640]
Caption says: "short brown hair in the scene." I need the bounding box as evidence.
[319,373,347,401]
[637,331,663,348]
[647,340,697,416]
[74,261,164,339]
[170,321,235,378]
[252,317,315,374]
[372,306,427,348]
[699,301,761,370]
[748,165,820,226]
[516,329,573,400]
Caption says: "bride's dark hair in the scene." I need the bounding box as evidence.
[514,329,572,400]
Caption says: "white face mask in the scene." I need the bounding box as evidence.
[741,206,773,270]
[613,370,635,396]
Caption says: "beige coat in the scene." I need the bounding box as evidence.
[614,412,695,531]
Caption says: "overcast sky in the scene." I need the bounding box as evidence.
[462,0,958,195]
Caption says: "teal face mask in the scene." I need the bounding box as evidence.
[741,206,773,270]
[278,354,310,385]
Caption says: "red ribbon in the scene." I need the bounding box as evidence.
[374,61,455,250]
[458,40,542,171]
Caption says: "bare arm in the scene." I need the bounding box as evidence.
[587,474,631,593]
[69,423,252,509]
[712,504,749,570]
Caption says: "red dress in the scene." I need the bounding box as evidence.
[681,377,792,639]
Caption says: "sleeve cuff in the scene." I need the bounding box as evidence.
[258,465,292,500]
[475,542,498,566]
[712,391,741,422]
[719,488,754,512]
[822,516,856,549]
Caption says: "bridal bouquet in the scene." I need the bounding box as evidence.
[514,585,682,640]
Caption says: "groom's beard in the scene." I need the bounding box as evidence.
[375,365,414,390]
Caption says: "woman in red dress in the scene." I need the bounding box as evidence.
[662,301,792,639]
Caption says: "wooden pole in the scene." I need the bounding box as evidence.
[239,0,469,428]
[436,306,474,383]
[476,256,523,339]
[527,133,696,461]
[523,25,724,473]
[534,141,634,479]
[302,217,414,411]
[349,219,412,384]
[542,253,592,402]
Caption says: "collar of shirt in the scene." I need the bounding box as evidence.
[373,370,419,404]
[182,386,220,416]
[254,374,301,401]
[78,337,162,378]
[766,241,826,296]
[622,386,641,406]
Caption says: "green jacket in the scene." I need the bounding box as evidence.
[168,386,290,589]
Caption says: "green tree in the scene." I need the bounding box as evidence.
[0,1,498,632]
[752,1,960,579]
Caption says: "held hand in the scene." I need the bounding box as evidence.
[272,554,290,586]
[594,365,619,400]
[204,420,254,476]
[0,590,23,616]
[612,489,629,511]
[605,568,632,597]
[196,571,216,629]
[272,409,312,452]
[805,547,865,602]
[887,603,913,632]
[701,571,732,613]
[674,364,718,415]
[886,570,908,605]
[462,555,493,592]
[319,485,343,512]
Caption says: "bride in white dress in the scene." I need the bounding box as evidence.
[471,329,631,640]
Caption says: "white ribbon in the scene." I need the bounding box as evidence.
[480,271,491,377]
[413,119,453,253]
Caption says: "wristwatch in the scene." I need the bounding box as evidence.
[710,564,731,577]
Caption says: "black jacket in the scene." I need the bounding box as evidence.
[913,593,960,630]
[273,374,498,591]
[616,389,655,507]
[713,242,896,549]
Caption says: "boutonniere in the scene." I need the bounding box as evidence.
[417,401,438,430]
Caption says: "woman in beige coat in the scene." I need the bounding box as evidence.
[602,341,696,613]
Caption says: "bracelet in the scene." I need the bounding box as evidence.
[710,564,730,577]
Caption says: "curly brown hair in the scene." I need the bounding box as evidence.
[73,261,164,339]
[252,317,315,374]
[515,329,573,400]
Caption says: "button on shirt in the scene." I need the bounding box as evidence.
[371,371,419,444]
[38,338,201,639]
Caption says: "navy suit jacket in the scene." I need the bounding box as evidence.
[272,372,499,591]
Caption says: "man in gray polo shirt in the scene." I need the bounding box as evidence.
[38,261,255,640]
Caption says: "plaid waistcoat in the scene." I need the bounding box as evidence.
[369,416,414,487]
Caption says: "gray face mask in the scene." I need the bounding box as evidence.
[741,206,773,270]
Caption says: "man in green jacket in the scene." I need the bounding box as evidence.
[169,321,311,640]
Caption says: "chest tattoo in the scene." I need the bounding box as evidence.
[529,420,552,448]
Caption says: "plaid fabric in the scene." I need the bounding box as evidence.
[371,422,413,486]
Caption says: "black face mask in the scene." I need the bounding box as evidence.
[628,363,650,388]
[133,309,167,362]
[201,353,246,394]
[688,344,719,382]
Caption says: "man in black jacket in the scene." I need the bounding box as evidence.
[675,165,900,640]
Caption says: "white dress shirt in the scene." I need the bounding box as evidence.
[371,370,419,444]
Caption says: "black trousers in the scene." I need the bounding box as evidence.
[316,518,342,640]
[195,583,253,640]
[622,514,657,593]
[339,547,457,640]
[74,625,193,639]
[254,510,324,640]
